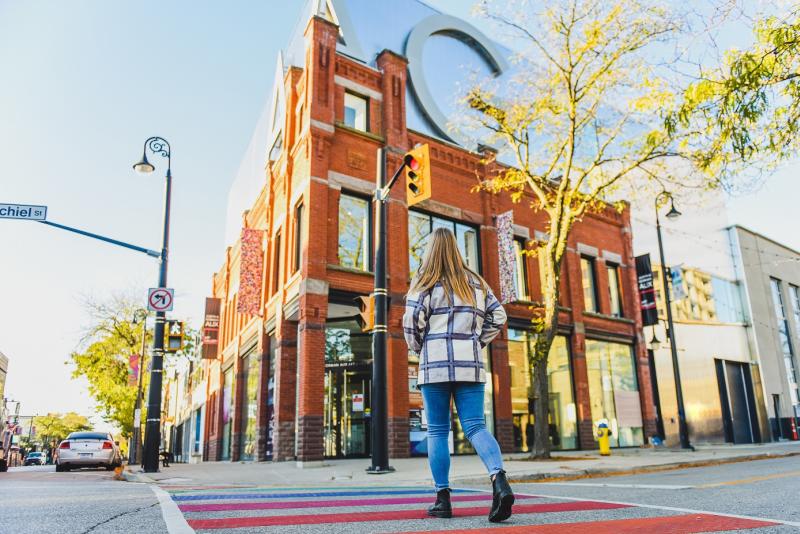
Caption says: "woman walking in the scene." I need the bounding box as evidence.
[403,227,514,522]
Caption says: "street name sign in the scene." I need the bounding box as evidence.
[0,203,47,221]
[147,288,174,312]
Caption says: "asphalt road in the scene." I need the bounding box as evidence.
[0,465,167,534]
[2,456,798,533]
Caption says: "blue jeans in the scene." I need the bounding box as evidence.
[420,381,504,491]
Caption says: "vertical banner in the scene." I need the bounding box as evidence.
[670,267,687,301]
[635,254,659,326]
[237,228,264,315]
[495,210,517,304]
[128,354,140,387]
[202,297,221,359]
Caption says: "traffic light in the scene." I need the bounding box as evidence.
[404,144,431,207]
[165,320,184,352]
[354,295,375,332]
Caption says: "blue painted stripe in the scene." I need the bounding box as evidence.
[172,488,478,501]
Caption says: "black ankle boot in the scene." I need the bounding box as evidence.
[488,470,514,522]
[427,488,453,518]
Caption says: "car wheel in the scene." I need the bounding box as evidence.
[105,464,115,471]
[55,463,69,472]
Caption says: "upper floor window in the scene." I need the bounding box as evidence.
[293,203,304,273]
[607,263,623,317]
[272,231,282,295]
[790,285,800,339]
[344,92,368,131]
[268,132,283,162]
[408,211,479,276]
[338,193,371,271]
[513,239,530,301]
[580,256,598,313]
[771,278,799,404]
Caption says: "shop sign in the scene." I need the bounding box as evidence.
[635,254,658,326]
[352,393,364,412]
[201,297,221,359]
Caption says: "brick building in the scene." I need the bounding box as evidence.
[201,0,656,463]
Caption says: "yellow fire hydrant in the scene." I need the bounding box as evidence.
[596,422,611,456]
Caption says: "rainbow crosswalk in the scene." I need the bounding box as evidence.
[160,483,779,533]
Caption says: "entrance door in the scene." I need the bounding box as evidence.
[716,359,758,444]
[324,365,371,457]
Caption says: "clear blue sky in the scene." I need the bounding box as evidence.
[1,0,797,424]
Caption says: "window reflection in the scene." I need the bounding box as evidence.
[586,339,644,447]
[507,331,577,451]
[338,194,370,271]
[408,211,480,276]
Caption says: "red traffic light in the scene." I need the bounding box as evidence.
[404,154,420,172]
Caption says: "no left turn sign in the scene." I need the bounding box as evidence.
[148,288,174,312]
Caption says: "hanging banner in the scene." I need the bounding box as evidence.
[128,354,140,387]
[635,254,659,326]
[495,210,517,304]
[202,297,221,359]
[670,267,687,301]
[237,228,264,316]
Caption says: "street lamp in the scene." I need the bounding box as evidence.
[649,326,661,351]
[654,191,693,450]
[133,136,173,473]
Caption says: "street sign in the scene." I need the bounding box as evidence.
[147,288,174,312]
[0,203,47,221]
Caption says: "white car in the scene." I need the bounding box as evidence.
[55,431,122,472]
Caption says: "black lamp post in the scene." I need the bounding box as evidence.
[133,136,172,472]
[654,191,693,450]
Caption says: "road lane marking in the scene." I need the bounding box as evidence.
[488,488,800,528]
[395,513,778,533]
[696,470,800,488]
[151,486,194,534]
[185,501,630,529]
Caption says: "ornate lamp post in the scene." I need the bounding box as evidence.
[654,191,693,450]
[132,137,172,472]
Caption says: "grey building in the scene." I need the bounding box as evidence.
[730,225,800,440]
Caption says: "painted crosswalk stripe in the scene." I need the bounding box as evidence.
[185,501,629,529]
[178,492,537,512]
[172,488,477,501]
[396,513,778,533]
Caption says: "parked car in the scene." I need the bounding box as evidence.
[24,451,45,466]
[55,432,122,472]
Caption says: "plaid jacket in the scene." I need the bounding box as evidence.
[403,278,507,385]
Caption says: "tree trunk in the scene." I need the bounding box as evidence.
[532,356,550,458]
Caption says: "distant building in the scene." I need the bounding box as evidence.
[0,351,7,410]
[633,194,769,446]
[729,225,800,439]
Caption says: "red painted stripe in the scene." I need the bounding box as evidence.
[186,500,628,529]
[397,513,779,534]
[179,493,537,512]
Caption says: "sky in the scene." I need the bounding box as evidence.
[1,0,798,428]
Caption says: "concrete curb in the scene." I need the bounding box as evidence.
[451,450,800,486]
[120,469,158,484]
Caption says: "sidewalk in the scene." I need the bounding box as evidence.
[124,440,800,488]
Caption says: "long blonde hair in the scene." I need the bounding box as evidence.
[409,227,487,306]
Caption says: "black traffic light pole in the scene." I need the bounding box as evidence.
[368,147,406,474]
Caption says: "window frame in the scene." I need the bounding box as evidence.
[407,208,482,276]
[292,201,304,274]
[606,262,624,317]
[337,191,373,272]
[513,238,530,301]
[272,230,282,295]
[343,91,369,132]
[580,255,599,313]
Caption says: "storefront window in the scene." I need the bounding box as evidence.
[238,350,260,461]
[220,367,234,460]
[408,211,479,276]
[507,330,577,451]
[586,340,644,447]
[338,194,370,271]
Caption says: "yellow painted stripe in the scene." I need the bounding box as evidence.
[697,470,800,488]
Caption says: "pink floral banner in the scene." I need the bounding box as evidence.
[128,354,140,387]
[237,228,264,316]
[496,210,517,304]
